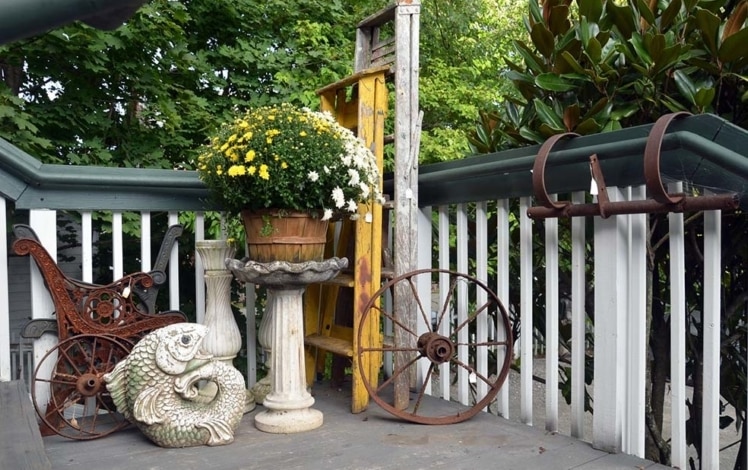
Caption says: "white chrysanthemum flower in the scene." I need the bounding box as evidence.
[359,182,370,198]
[332,187,345,208]
[322,208,333,221]
[308,170,319,182]
[350,213,360,221]
[348,168,360,186]
[347,199,357,212]
[323,165,331,174]
[364,212,373,223]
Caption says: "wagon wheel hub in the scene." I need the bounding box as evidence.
[417,332,454,365]
[76,373,104,397]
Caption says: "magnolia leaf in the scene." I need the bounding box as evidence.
[539,122,563,138]
[661,0,683,31]
[635,0,656,27]
[661,95,689,113]
[694,8,720,57]
[646,33,666,66]
[585,36,602,62]
[513,40,545,73]
[518,125,544,144]
[602,119,623,132]
[533,99,565,130]
[585,97,610,119]
[722,1,748,41]
[578,0,603,22]
[560,51,588,75]
[548,5,571,36]
[719,27,748,63]
[575,117,601,135]
[694,87,716,109]
[563,104,580,131]
[629,33,653,66]
[534,73,577,92]
[610,104,639,120]
[529,0,543,25]
[606,2,636,40]
[531,23,555,59]
[673,69,697,105]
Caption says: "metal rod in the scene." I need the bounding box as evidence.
[527,194,739,219]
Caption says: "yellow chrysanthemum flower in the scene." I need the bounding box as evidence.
[259,164,270,180]
[227,165,246,177]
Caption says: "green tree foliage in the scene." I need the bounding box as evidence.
[419,0,527,163]
[0,0,385,168]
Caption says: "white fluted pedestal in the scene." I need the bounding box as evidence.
[227,257,347,434]
[196,240,255,413]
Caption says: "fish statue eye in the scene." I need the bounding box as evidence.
[180,335,191,345]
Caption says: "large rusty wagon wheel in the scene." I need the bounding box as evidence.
[32,334,133,439]
[357,269,513,424]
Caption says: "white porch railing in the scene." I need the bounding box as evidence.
[1,112,747,468]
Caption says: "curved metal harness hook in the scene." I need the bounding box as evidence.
[528,113,739,219]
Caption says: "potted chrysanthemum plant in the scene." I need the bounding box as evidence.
[197,103,384,262]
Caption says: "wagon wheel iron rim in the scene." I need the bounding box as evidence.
[357,268,513,424]
[31,334,133,440]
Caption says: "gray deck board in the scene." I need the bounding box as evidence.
[0,380,52,470]
[42,384,670,470]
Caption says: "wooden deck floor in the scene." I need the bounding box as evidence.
[41,382,670,470]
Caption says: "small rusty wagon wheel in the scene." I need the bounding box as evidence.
[357,269,513,424]
[31,334,133,439]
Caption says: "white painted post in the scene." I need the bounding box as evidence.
[81,211,93,283]
[476,201,489,405]
[139,211,151,272]
[496,198,510,419]
[570,191,586,439]
[592,187,627,453]
[416,208,432,394]
[545,196,559,432]
[438,205,451,402]
[519,196,534,425]
[195,212,206,324]
[0,200,9,381]
[456,203,469,405]
[29,209,57,405]
[669,185,687,469]
[168,211,180,311]
[112,211,123,280]
[626,185,647,457]
[702,208,721,468]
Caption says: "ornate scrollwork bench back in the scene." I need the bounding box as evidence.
[12,224,186,342]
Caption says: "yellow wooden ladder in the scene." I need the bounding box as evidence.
[303,1,420,414]
[303,65,389,414]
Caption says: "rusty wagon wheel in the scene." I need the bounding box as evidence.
[31,334,133,439]
[357,268,513,424]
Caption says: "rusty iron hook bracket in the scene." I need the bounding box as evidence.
[527,112,740,219]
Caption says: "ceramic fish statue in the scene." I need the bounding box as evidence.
[104,323,246,447]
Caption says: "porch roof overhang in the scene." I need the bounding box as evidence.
[0,0,150,45]
[415,113,748,210]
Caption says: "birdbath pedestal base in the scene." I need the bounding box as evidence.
[227,257,347,434]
